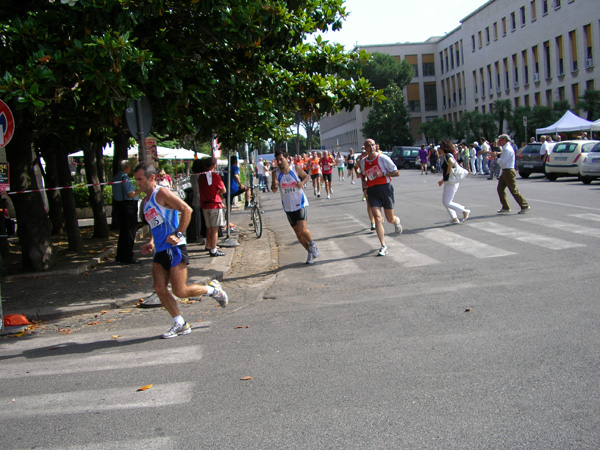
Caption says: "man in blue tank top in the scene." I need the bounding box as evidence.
[133,162,229,339]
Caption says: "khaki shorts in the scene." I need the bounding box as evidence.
[202,208,224,228]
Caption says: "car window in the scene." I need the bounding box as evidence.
[402,150,410,156]
[523,145,541,154]
[581,142,598,153]
[553,143,577,153]
[591,142,600,153]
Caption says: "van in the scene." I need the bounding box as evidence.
[390,146,421,169]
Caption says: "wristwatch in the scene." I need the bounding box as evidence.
[175,232,184,239]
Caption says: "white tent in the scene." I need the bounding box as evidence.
[591,118,600,132]
[536,110,593,134]
[70,143,209,160]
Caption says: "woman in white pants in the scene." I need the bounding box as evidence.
[437,139,471,224]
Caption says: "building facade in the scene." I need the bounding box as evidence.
[320,0,600,150]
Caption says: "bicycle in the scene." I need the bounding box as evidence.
[248,185,262,238]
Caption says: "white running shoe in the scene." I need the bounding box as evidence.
[162,322,191,339]
[394,217,403,235]
[327,194,330,199]
[462,209,471,222]
[378,245,388,256]
[309,243,319,258]
[306,250,315,264]
[209,280,228,308]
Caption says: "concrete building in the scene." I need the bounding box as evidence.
[320,0,600,150]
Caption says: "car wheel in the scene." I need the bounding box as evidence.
[519,171,530,179]
[546,173,558,181]
[580,176,593,185]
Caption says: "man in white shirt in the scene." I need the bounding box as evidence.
[495,134,530,214]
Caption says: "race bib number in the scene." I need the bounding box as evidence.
[323,164,331,171]
[144,206,164,229]
[365,165,383,181]
[281,181,297,194]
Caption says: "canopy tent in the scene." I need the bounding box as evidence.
[536,110,593,134]
[591,118,600,131]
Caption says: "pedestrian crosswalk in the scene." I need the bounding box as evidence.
[307,213,600,275]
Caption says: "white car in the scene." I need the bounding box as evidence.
[579,141,600,184]
[545,140,599,181]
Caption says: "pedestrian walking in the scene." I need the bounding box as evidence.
[134,162,228,339]
[437,139,471,224]
[198,156,226,257]
[419,145,429,175]
[359,139,402,256]
[112,160,141,264]
[495,134,530,214]
[271,149,319,264]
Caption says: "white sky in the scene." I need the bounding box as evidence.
[319,0,490,49]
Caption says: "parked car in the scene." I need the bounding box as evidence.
[544,140,599,181]
[579,141,600,184]
[516,142,543,178]
[390,146,421,169]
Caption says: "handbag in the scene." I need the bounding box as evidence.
[448,157,468,184]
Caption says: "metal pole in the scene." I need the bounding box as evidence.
[135,99,146,162]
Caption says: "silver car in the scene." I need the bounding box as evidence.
[579,141,600,184]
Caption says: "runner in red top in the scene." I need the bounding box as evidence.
[359,139,402,256]
[320,150,335,199]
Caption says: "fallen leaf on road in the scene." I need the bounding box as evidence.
[112,335,121,339]
[119,310,133,313]
[465,308,472,312]
[59,329,72,335]
[101,310,108,315]
[234,325,249,329]
[87,321,101,326]
[137,384,153,391]
[106,319,115,323]
[240,376,254,381]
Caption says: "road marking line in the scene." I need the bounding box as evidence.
[0,382,194,418]
[468,222,584,250]
[318,240,363,276]
[420,228,515,258]
[570,213,600,223]
[520,217,600,238]
[527,198,600,212]
[0,346,202,379]
[385,240,441,267]
[14,437,175,450]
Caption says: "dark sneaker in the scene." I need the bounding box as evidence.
[162,322,191,339]
[209,249,226,257]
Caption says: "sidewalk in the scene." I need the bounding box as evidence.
[1,208,247,323]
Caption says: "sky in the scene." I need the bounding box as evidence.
[318,0,490,49]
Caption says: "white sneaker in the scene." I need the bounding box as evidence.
[306,250,315,264]
[326,194,330,199]
[351,181,355,184]
[394,217,403,235]
[309,243,319,258]
[378,245,388,256]
[162,322,191,339]
[209,280,228,308]
[462,209,471,222]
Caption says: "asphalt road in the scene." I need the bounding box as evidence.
[1,170,599,449]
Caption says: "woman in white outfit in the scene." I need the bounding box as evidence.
[437,139,471,224]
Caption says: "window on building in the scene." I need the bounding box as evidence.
[440,51,444,73]
[422,62,435,77]
[515,97,520,108]
[496,62,501,91]
[406,54,418,77]
[520,6,526,26]
[557,86,564,100]
[586,79,594,90]
[487,65,493,94]
[524,94,530,106]
[513,54,519,86]
[480,68,485,97]
[556,35,564,75]
[450,47,454,70]
[543,40,551,78]
[511,12,516,30]
[486,27,490,44]
[583,24,593,65]
[504,58,509,89]
[471,35,475,52]
[473,71,478,98]
[542,0,548,15]
[445,49,449,70]
[532,45,540,78]
[522,50,529,85]
[424,83,438,111]
[407,83,421,112]
[569,30,578,72]
[535,92,541,106]
[493,22,498,40]
[554,0,561,9]
[502,17,507,36]
[530,0,537,21]
[478,31,483,48]
[546,89,553,106]
[456,43,460,67]
[571,83,579,108]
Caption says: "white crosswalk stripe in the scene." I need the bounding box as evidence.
[468,221,584,250]
[570,213,600,223]
[0,382,195,418]
[419,228,515,258]
[0,346,202,379]
[319,239,363,276]
[520,217,600,238]
[383,239,441,267]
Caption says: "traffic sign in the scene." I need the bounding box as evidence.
[523,116,528,126]
[0,100,15,149]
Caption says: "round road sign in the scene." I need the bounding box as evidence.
[0,100,15,149]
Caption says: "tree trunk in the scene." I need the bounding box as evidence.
[111,130,130,230]
[39,144,64,235]
[83,139,109,238]
[5,107,55,272]
[56,148,83,252]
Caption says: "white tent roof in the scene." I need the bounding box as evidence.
[591,118,600,132]
[536,110,593,134]
[70,143,209,160]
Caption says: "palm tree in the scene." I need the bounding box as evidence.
[492,99,513,136]
[578,89,600,120]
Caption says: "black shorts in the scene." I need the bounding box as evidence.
[322,173,332,182]
[154,245,189,272]
[347,163,355,170]
[367,183,395,210]
[285,207,308,228]
[310,173,320,181]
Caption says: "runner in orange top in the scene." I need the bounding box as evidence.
[320,150,335,199]
[309,151,322,198]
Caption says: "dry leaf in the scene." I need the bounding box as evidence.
[106,319,115,323]
[137,384,153,391]
[119,310,133,313]
[111,335,121,339]
[87,321,101,326]
[465,308,472,312]
[240,376,254,381]
[234,325,249,329]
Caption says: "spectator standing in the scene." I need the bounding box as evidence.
[198,156,226,257]
[112,160,141,264]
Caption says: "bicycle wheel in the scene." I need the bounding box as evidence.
[252,205,263,238]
